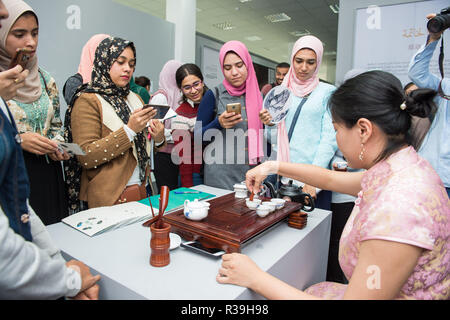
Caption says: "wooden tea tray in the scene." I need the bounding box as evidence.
[163,192,303,253]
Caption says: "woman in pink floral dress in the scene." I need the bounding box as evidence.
[216,70,449,300]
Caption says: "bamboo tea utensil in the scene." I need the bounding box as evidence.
[149,195,155,217]
[142,215,158,227]
[141,195,156,227]
[156,186,170,229]
[150,221,171,267]
[150,186,171,267]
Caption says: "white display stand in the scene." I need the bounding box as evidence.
[46,185,331,300]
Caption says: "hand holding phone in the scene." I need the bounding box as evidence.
[219,103,243,129]
[9,48,33,70]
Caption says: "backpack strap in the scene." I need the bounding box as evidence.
[38,68,51,96]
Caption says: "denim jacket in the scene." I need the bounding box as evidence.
[0,101,32,241]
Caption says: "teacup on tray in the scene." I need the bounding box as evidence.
[261,201,276,213]
[270,198,286,209]
[256,205,271,218]
[245,198,261,210]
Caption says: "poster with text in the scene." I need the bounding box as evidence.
[353,0,450,85]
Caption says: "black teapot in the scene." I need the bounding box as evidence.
[264,180,315,212]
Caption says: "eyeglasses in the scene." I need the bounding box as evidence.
[182,80,203,92]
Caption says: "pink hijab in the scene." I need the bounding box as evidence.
[219,41,263,165]
[77,34,109,84]
[154,59,183,110]
[277,35,323,163]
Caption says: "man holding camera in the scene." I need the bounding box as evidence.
[408,9,450,198]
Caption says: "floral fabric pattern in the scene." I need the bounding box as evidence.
[7,68,64,142]
[306,147,450,299]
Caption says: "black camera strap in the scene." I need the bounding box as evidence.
[438,37,450,100]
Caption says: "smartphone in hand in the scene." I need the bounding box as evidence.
[144,104,170,119]
[226,103,242,115]
[9,48,33,70]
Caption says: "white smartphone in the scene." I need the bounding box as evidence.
[180,241,225,257]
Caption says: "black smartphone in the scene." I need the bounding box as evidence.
[180,241,225,258]
[144,104,170,119]
[9,48,33,70]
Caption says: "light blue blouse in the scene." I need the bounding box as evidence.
[266,81,338,169]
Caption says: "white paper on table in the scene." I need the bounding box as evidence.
[62,202,153,236]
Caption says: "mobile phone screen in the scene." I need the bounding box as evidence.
[181,241,225,257]
[226,103,241,115]
[144,104,170,119]
[9,48,32,70]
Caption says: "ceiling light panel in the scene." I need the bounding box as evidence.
[289,29,311,37]
[213,21,236,31]
[245,35,262,41]
[329,4,339,14]
[264,13,291,23]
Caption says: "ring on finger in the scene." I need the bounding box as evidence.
[14,78,20,83]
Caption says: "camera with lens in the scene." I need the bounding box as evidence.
[427,6,450,33]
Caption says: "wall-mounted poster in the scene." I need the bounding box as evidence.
[202,46,224,89]
[353,0,450,85]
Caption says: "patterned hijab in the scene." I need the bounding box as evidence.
[64,37,148,213]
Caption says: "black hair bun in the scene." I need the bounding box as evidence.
[405,88,437,118]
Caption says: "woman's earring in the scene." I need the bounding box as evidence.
[359,143,365,161]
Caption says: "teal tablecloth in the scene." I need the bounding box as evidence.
[138,187,215,213]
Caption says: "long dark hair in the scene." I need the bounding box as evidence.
[329,70,436,163]
[175,63,208,103]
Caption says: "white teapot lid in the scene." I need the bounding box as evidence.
[233,183,247,190]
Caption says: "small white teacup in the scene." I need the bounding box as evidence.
[261,201,276,213]
[245,198,261,210]
[270,198,286,210]
[256,205,271,218]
